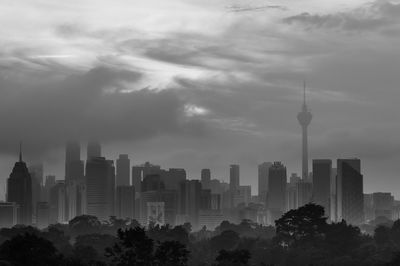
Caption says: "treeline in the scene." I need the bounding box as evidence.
[0,204,400,265]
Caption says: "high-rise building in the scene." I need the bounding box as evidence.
[0,202,18,228]
[312,159,332,217]
[336,159,364,225]
[43,175,56,202]
[140,190,177,226]
[116,154,130,186]
[36,202,50,229]
[28,163,43,222]
[85,157,115,221]
[7,146,32,225]
[132,162,161,193]
[296,180,312,208]
[200,189,212,210]
[297,82,312,180]
[142,174,165,192]
[49,181,67,224]
[258,162,272,203]
[201,169,211,190]
[363,193,374,222]
[372,192,394,220]
[232,186,252,207]
[267,162,287,219]
[179,180,202,229]
[116,186,135,220]
[65,141,82,179]
[211,194,221,210]
[198,210,224,230]
[66,179,86,220]
[161,168,186,191]
[330,168,337,221]
[229,165,240,192]
[87,141,101,160]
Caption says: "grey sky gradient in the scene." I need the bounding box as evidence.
[1,0,400,199]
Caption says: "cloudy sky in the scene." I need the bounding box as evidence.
[1,0,400,198]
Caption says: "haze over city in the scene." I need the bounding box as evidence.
[2,0,400,200]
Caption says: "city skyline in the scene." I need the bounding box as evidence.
[2,0,400,200]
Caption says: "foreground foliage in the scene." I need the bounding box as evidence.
[0,204,400,265]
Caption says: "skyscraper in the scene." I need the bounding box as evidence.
[336,158,364,225]
[297,82,312,180]
[267,162,287,220]
[229,164,240,191]
[312,159,332,217]
[87,141,101,160]
[162,168,186,191]
[49,181,67,224]
[116,154,130,186]
[85,157,115,220]
[116,186,135,220]
[7,145,33,225]
[65,141,81,180]
[201,169,211,190]
[296,180,312,208]
[28,163,43,220]
[0,202,18,228]
[179,180,202,229]
[258,162,272,203]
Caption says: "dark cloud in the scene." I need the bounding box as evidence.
[0,66,207,159]
[283,1,400,32]
[226,4,287,13]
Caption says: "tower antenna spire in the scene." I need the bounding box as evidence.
[19,141,22,162]
[303,80,306,108]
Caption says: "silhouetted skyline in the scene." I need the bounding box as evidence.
[2,0,400,201]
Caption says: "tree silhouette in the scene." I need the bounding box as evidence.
[0,233,62,266]
[154,240,189,266]
[324,220,362,256]
[106,227,154,266]
[214,249,250,266]
[69,215,102,236]
[210,230,240,251]
[275,203,327,247]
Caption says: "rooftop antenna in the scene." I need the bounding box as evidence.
[19,141,22,162]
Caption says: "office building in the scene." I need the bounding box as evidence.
[336,159,364,225]
[258,162,272,203]
[161,168,186,191]
[312,159,332,217]
[200,189,212,210]
[36,202,50,229]
[7,146,32,225]
[116,186,135,220]
[85,157,115,220]
[372,192,394,220]
[49,181,67,224]
[179,180,201,229]
[229,164,240,191]
[116,154,130,186]
[232,186,251,207]
[267,162,287,220]
[0,202,18,228]
[87,141,101,160]
[199,210,224,230]
[296,180,312,208]
[65,141,84,181]
[132,162,161,194]
[201,169,211,190]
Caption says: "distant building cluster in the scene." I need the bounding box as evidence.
[0,88,395,230]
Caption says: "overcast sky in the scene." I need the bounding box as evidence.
[1,0,400,198]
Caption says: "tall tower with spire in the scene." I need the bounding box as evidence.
[7,143,33,225]
[297,82,312,180]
